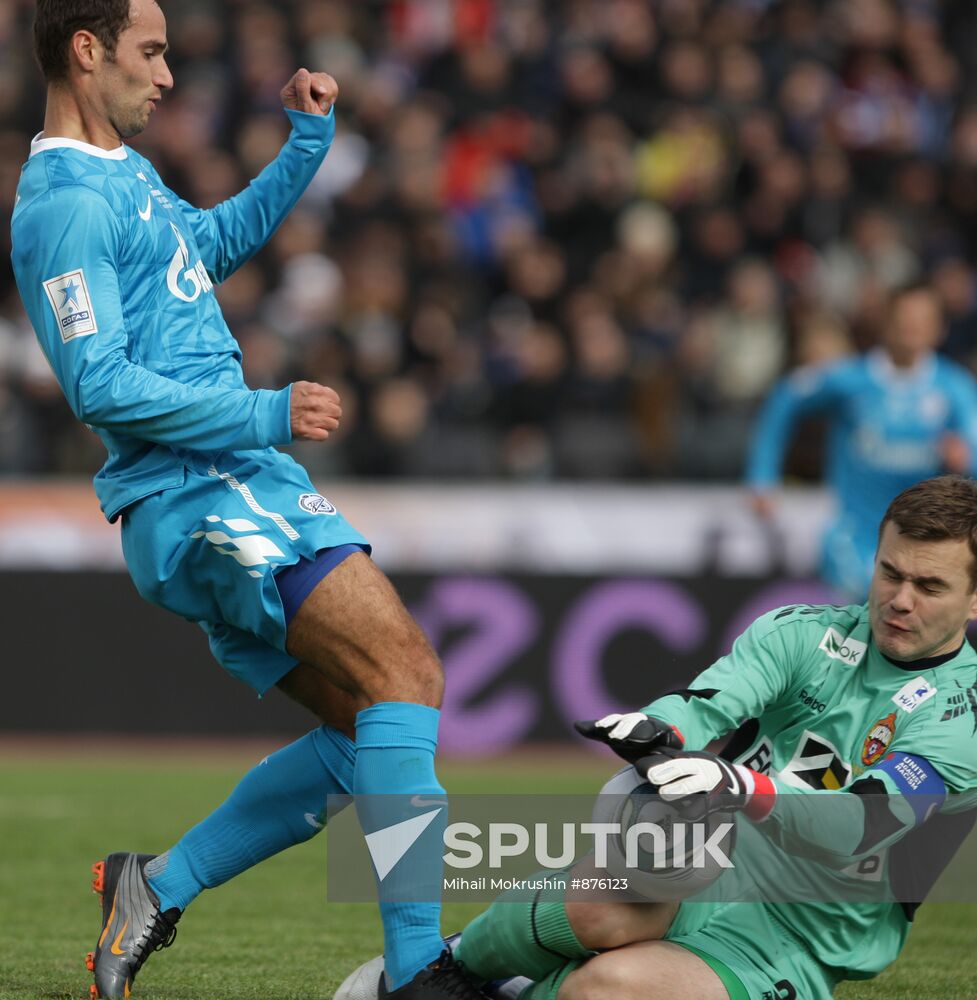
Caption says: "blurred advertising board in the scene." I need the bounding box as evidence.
[0,481,836,744]
[0,481,829,574]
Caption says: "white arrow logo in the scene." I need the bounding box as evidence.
[364,808,443,881]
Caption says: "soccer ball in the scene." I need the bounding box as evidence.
[591,764,737,901]
[332,933,463,999]
[332,954,383,1000]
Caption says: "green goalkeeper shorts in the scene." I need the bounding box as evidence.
[665,900,842,1000]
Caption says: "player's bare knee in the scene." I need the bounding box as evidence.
[415,651,444,706]
[370,642,444,707]
[560,954,645,1000]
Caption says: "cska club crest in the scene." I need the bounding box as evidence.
[862,711,897,766]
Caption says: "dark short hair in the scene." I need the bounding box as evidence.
[889,279,941,311]
[34,0,132,82]
[880,475,977,589]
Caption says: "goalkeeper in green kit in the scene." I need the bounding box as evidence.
[445,475,977,1000]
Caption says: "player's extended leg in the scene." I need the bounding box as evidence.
[96,466,470,997]
[89,623,362,1000]
[283,551,468,996]
[90,702,357,1000]
[143,718,356,909]
[455,855,678,983]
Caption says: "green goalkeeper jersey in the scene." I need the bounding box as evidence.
[644,602,977,979]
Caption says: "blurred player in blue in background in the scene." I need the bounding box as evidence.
[10,2,483,998]
[747,281,977,597]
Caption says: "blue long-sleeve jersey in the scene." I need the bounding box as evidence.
[748,348,977,539]
[10,108,334,521]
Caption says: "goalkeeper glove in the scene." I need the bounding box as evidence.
[638,749,776,822]
[575,712,684,764]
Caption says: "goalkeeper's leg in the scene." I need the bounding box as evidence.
[455,857,679,983]
[522,942,729,1000]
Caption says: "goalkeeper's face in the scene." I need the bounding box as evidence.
[869,522,977,661]
[96,0,172,139]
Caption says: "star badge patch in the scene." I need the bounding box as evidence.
[42,268,98,342]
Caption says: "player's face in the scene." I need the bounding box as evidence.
[884,290,943,366]
[97,0,172,139]
[869,522,977,661]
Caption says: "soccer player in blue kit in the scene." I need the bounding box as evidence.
[10,2,486,998]
[747,282,977,597]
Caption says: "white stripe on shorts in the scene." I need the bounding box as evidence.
[208,465,301,541]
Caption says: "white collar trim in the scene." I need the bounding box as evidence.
[29,132,128,159]
[867,346,935,384]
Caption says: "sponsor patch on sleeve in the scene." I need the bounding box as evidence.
[42,268,98,342]
[875,752,947,826]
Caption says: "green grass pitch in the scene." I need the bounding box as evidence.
[0,743,973,999]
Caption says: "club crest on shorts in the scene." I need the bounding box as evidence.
[298,492,337,515]
[862,711,897,766]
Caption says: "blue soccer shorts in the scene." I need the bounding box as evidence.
[120,450,371,694]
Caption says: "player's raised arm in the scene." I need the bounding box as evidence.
[746,362,848,509]
[637,605,802,751]
[173,69,339,285]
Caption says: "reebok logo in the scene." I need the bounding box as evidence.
[365,808,443,881]
[798,688,826,714]
[819,627,867,666]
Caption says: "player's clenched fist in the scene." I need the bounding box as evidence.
[281,68,338,115]
[290,381,342,441]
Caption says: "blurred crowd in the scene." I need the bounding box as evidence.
[2,0,977,480]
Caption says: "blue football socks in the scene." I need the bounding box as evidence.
[144,704,447,991]
[354,702,447,991]
[145,725,354,912]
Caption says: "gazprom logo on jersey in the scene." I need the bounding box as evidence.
[819,627,868,666]
[42,268,98,342]
[167,223,213,303]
